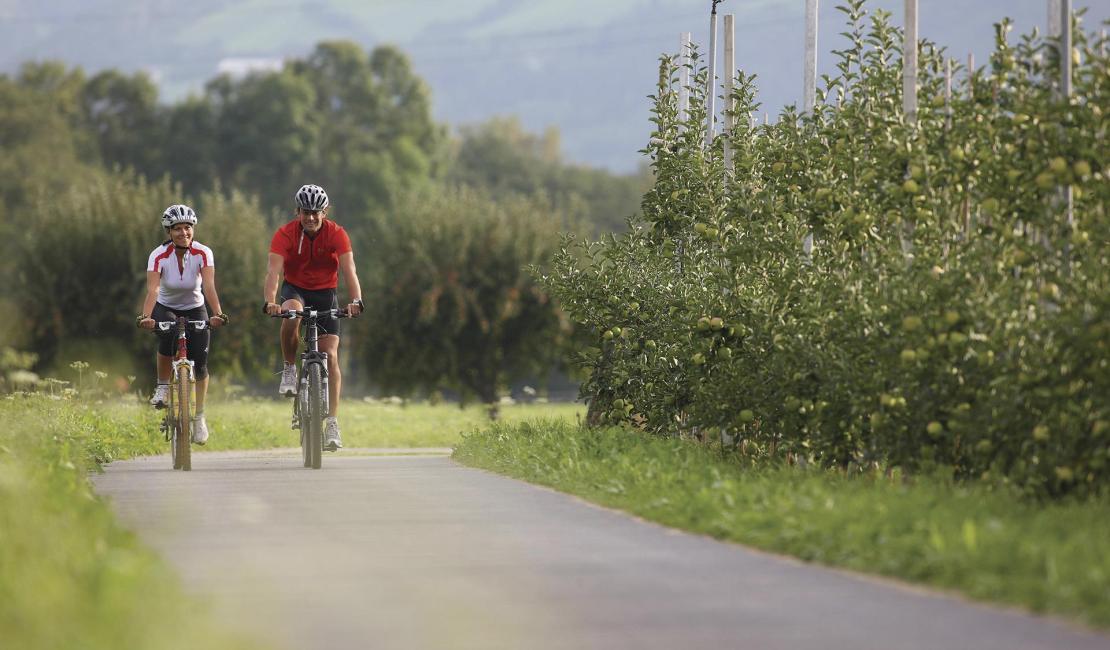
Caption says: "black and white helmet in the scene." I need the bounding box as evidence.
[295,184,329,211]
[161,204,198,229]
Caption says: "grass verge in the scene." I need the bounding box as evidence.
[454,420,1110,628]
[0,395,582,649]
[0,396,259,650]
[204,398,583,449]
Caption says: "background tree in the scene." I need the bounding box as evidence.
[207,70,320,213]
[81,69,162,173]
[358,186,572,415]
[0,42,648,393]
[12,170,271,384]
[447,116,652,232]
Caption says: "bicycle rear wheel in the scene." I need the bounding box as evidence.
[176,368,192,471]
[306,364,323,470]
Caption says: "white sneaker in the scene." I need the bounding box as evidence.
[324,417,342,451]
[279,364,297,397]
[192,414,209,445]
[150,384,170,409]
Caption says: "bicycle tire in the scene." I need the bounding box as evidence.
[298,381,311,468]
[170,381,181,470]
[306,364,323,469]
[176,367,192,471]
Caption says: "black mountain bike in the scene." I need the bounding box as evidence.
[269,307,349,469]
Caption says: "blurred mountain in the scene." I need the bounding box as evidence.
[2,0,1106,172]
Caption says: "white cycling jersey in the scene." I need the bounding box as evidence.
[146,242,215,310]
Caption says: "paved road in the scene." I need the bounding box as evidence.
[92,450,1109,650]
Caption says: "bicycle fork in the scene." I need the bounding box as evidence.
[161,359,195,441]
[290,357,329,430]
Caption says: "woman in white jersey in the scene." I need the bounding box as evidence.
[137,204,228,444]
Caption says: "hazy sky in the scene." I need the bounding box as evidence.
[2,1,1107,171]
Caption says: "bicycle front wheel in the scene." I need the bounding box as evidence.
[169,384,180,470]
[176,369,192,471]
[306,364,323,470]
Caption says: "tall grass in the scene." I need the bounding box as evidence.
[0,396,258,650]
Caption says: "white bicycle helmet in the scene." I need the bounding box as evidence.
[161,204,198,229]
[295,184,329,211]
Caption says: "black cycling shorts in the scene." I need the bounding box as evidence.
[280,281,340,337]
[151,303,211,380]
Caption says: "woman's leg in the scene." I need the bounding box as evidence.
[157,353,171,382]
[195,376,209,412]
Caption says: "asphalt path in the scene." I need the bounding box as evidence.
[91,450,1110,650]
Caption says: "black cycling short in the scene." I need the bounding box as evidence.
[280,281,340,336]
[151,303,211,380]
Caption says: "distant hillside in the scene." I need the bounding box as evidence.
[2,0,1107,172]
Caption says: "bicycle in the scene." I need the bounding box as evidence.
[268,307,350,469]
[155,316,210,471]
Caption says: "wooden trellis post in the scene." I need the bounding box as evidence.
[802,0,819,260]
[723,14,735,173]
[903,0,918,123]
[804,0,819,113]
[679,32,692,129]
[1060,0,1074,229]
[705,0,723,148]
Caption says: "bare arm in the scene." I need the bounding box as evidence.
[138,271,160,328]
[200,266,226,327]
[338,251,363,315]
[264,252,284,314]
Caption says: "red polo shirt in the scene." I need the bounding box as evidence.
[269,219,352,290]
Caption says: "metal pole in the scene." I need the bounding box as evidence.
[679,32,692,128]
[723,13,735,173]
[804,0,819,113]
[706,1,722,148]
[903,0,918,123]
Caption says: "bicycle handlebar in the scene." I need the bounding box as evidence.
[268,308,351,320]
[156,320,210,332]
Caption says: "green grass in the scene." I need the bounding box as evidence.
[204,398,583,450]
[454,420,1110,628]
[0,396,258,650]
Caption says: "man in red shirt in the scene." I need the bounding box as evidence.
[263,184,364,451]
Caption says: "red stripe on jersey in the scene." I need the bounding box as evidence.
[189,245,209,267]
[152,244,174,271]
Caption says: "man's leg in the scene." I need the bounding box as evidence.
[320,334,343,451]
[279,298,303,363]
[319,335,341,418]
[277,299,303,396]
